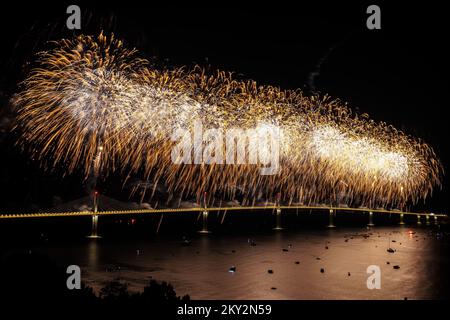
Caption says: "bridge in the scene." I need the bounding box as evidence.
[0,205,446,238]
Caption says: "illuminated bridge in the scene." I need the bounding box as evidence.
[0,205,446,238]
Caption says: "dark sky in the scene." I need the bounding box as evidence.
[0,2,448,212]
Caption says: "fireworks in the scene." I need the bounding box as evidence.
[12,33,443,209]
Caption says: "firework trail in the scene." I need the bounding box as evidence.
[12,33,443,209]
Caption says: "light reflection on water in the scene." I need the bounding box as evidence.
[37,226,448,299]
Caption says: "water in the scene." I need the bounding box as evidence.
[30,226,449,300]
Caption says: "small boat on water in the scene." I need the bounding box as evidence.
[387,237,395,253]
[181,236,191,246]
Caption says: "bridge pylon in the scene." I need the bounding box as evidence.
[434,215,439,225]
[417,214,422,225]
[273,193,283,230]
[87,191,101,238]
[367,211,375,227]
[198,192,211,234]
[327,209,336,228]
[273,208,283,231]
[87,214,101,238]
[198,210,211,234]
[399,213,405,225]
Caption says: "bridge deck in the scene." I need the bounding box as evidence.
[0,205,446,219]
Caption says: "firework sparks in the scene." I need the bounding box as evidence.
[12,33,443,209]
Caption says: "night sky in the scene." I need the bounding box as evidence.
[0,2,448,212]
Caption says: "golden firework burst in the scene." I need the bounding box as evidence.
[12,33,443,209]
